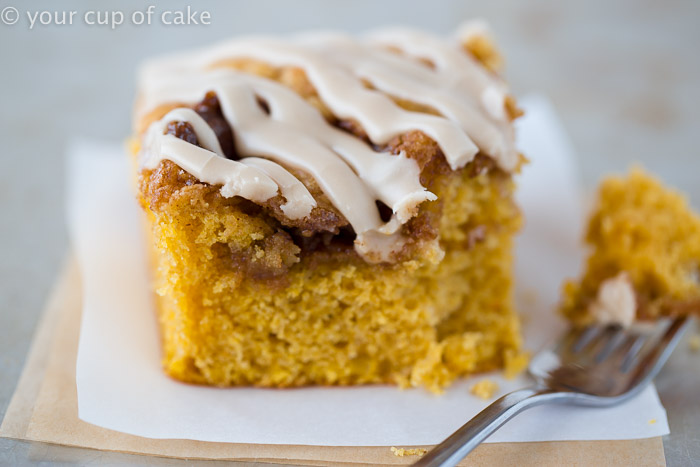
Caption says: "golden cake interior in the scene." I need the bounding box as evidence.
[134,33,527,392]
[561,168,700,324]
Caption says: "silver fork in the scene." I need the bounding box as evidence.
[414,316,691,467]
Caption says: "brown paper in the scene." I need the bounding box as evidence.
[1,258,667,466]
[0,255,69,440]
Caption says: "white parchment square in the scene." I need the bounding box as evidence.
[68,96,669,445]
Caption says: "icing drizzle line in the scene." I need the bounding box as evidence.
[137,22,517,262]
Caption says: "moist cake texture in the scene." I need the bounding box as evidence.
[562,168,700,326]
[133,22,526,392]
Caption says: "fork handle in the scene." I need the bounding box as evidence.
[414,387,570,467]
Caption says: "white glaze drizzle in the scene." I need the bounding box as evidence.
[141,71,435,261]
[137,23,517,262]
[239,157,316,220]
[366,24,510,122]
[590,272,637,327]
[140,39,479,170]
[298,32,515,168]
[142,108,279,203]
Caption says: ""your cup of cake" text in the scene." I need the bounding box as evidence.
[1,6,212,29]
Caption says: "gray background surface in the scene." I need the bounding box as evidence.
[1,0,699,465]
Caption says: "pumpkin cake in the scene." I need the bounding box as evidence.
[131,22,526,392]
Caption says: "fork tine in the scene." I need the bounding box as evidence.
[627,317,691,378]
[609,333,647,372]
[593,326,626,362]
[556,326,589,353]
[579,325,619,356]
[571,325,600,353]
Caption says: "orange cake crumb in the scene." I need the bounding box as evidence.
[391,447,428,457]
[689,335,700,352]
[470,379,499,399]
[504,350,530,379]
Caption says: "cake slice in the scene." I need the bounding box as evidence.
[132,23,526,392]
[562,168,700,326]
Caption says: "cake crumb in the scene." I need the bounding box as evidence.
[458,20,503,73]
[504,350,530,379]
[470,379,499,399]
[649,418,657,425]
[689,334,700,352]
[391,446,427,457]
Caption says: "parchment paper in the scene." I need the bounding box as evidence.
[0,96,667,466]
[65,95,669,446]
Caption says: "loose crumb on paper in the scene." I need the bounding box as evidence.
[689,334,700,352]
[649,418,657,425]
[391,446,428,457]
[470,379,499,399]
